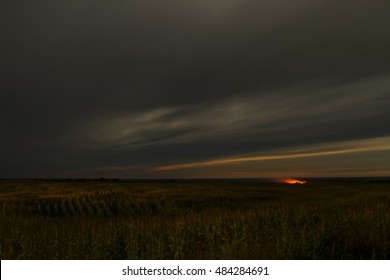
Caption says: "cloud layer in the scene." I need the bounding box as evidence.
[1,0,390,177]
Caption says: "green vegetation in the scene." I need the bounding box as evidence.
[0,179,389,259]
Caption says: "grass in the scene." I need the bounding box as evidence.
[0,179,389,259]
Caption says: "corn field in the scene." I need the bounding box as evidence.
[0,180,390,259]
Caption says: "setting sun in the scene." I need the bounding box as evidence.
[275,178,307,184]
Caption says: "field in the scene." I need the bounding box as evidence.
[0,179,390,259]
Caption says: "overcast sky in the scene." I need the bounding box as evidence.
[1,0,390,178]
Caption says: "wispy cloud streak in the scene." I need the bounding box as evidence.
[155,136,390,171]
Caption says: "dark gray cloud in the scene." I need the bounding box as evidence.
[1,0,390,177]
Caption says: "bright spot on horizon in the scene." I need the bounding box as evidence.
[275,178,307,184]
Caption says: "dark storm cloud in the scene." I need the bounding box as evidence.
[1,0,390,177]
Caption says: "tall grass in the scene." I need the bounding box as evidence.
[0,180,389,259]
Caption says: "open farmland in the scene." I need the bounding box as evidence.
[0,179,390,259]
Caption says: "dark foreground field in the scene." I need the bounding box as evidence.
[0,179,390,259]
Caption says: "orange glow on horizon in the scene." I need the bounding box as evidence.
[275,178,307,184]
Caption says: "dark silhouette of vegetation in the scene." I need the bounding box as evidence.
[0,180,389,259]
